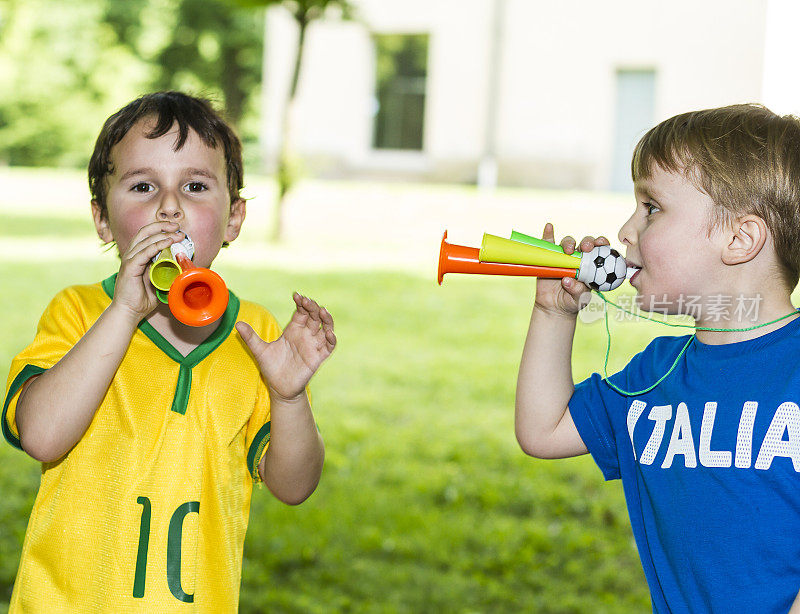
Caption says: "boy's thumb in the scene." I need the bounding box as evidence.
[236,321,261,352]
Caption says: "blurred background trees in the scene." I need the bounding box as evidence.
[0,0,354,240]
[0,0,265,168]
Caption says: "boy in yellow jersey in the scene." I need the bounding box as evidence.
[2,91,336,612]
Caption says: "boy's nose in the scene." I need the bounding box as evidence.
[618,213,637,246]
[156,192,183,221]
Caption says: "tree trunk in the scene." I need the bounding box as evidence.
[221,41,246,126]
[271,11,308,242]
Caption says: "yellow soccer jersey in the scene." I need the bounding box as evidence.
[3,275,281,612]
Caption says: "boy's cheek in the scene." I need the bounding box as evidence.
[112,217,162,252]
[179,215,229,263]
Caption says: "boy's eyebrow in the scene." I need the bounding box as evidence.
[184,168,219,181]
[117,167,219,182]
[634,180,661,200]
[118,167,155,181]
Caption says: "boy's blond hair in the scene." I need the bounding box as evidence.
[632,103,800,290]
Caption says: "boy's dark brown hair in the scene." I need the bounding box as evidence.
[88,91,244,221]
[632,103,800,291]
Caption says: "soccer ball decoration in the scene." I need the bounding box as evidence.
[576,245,627,291]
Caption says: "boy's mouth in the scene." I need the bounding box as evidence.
[625,262,642,283]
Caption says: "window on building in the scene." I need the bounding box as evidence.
[372,34,428,151]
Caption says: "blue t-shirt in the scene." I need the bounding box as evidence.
[569,316,800,614]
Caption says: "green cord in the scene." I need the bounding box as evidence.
[593,291,798,397]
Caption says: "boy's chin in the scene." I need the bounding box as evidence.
[633,294,684,317]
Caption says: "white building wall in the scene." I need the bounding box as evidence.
[497,0,766,188]
[762,0,800,116]
[262,0,769,190]
[261,10,373,169]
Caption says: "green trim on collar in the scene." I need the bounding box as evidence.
[101,274,116,303]
[102,274,240,415]
[247,421,271,481]
[3,364,47,450]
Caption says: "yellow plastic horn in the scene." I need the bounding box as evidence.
[479,233,582,268]
[149,248,183,292]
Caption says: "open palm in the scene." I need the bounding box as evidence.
[236,293,336,400]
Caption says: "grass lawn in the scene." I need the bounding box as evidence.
[0,204,670,613]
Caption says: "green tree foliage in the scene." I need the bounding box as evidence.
[0,0,151,166]
[0,0,263,167]
[151,0,264,126]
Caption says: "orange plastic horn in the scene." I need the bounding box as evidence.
[437,231,577,285]
[168,253,229,327]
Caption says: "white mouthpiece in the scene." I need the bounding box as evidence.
[169,235,194,260]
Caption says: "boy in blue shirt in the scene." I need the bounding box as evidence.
[516,104,800,613]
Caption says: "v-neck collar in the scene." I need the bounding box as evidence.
[102,274,240,365]
[101,274,241,414]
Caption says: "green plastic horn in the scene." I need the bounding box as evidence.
[509,230,582,256]
[480,233,582,268]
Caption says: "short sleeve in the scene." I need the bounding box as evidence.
[245,383,272,481]
[244,385,315,483]
[569,335,687,481]
[3,288,92,450]
[241,304,283,482]
[569,372,625,481]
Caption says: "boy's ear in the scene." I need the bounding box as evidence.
[224,197,247,243]
[722,214,768,265]
[91,200,114,244]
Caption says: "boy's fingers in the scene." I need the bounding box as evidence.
[236,321,267,354]
[124,230,182,263]
[128,221,181,249]
[306,299,324,324]
[291,294,330,333]
[296,294,326,325]
[291,295,335,346]
[145,220,181,233]
[562,276,589,299]
[542,222,555,242]
[236,321,253,342]
[560,235,577,254]
[293,292,312,316]
[578,235,611,252]
[290,293,312,324]
[324,329,337,350]
[319,307,334,329]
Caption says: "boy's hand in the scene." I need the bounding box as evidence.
[236,293,336,401]
[533,223,609,317]
[112,221,185,321]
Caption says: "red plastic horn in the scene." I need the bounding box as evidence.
[168,253,229,327]
[437,231,577,285]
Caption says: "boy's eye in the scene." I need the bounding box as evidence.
[132,182,154,193]
[185,182,208,193]
[644,202,660,216]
